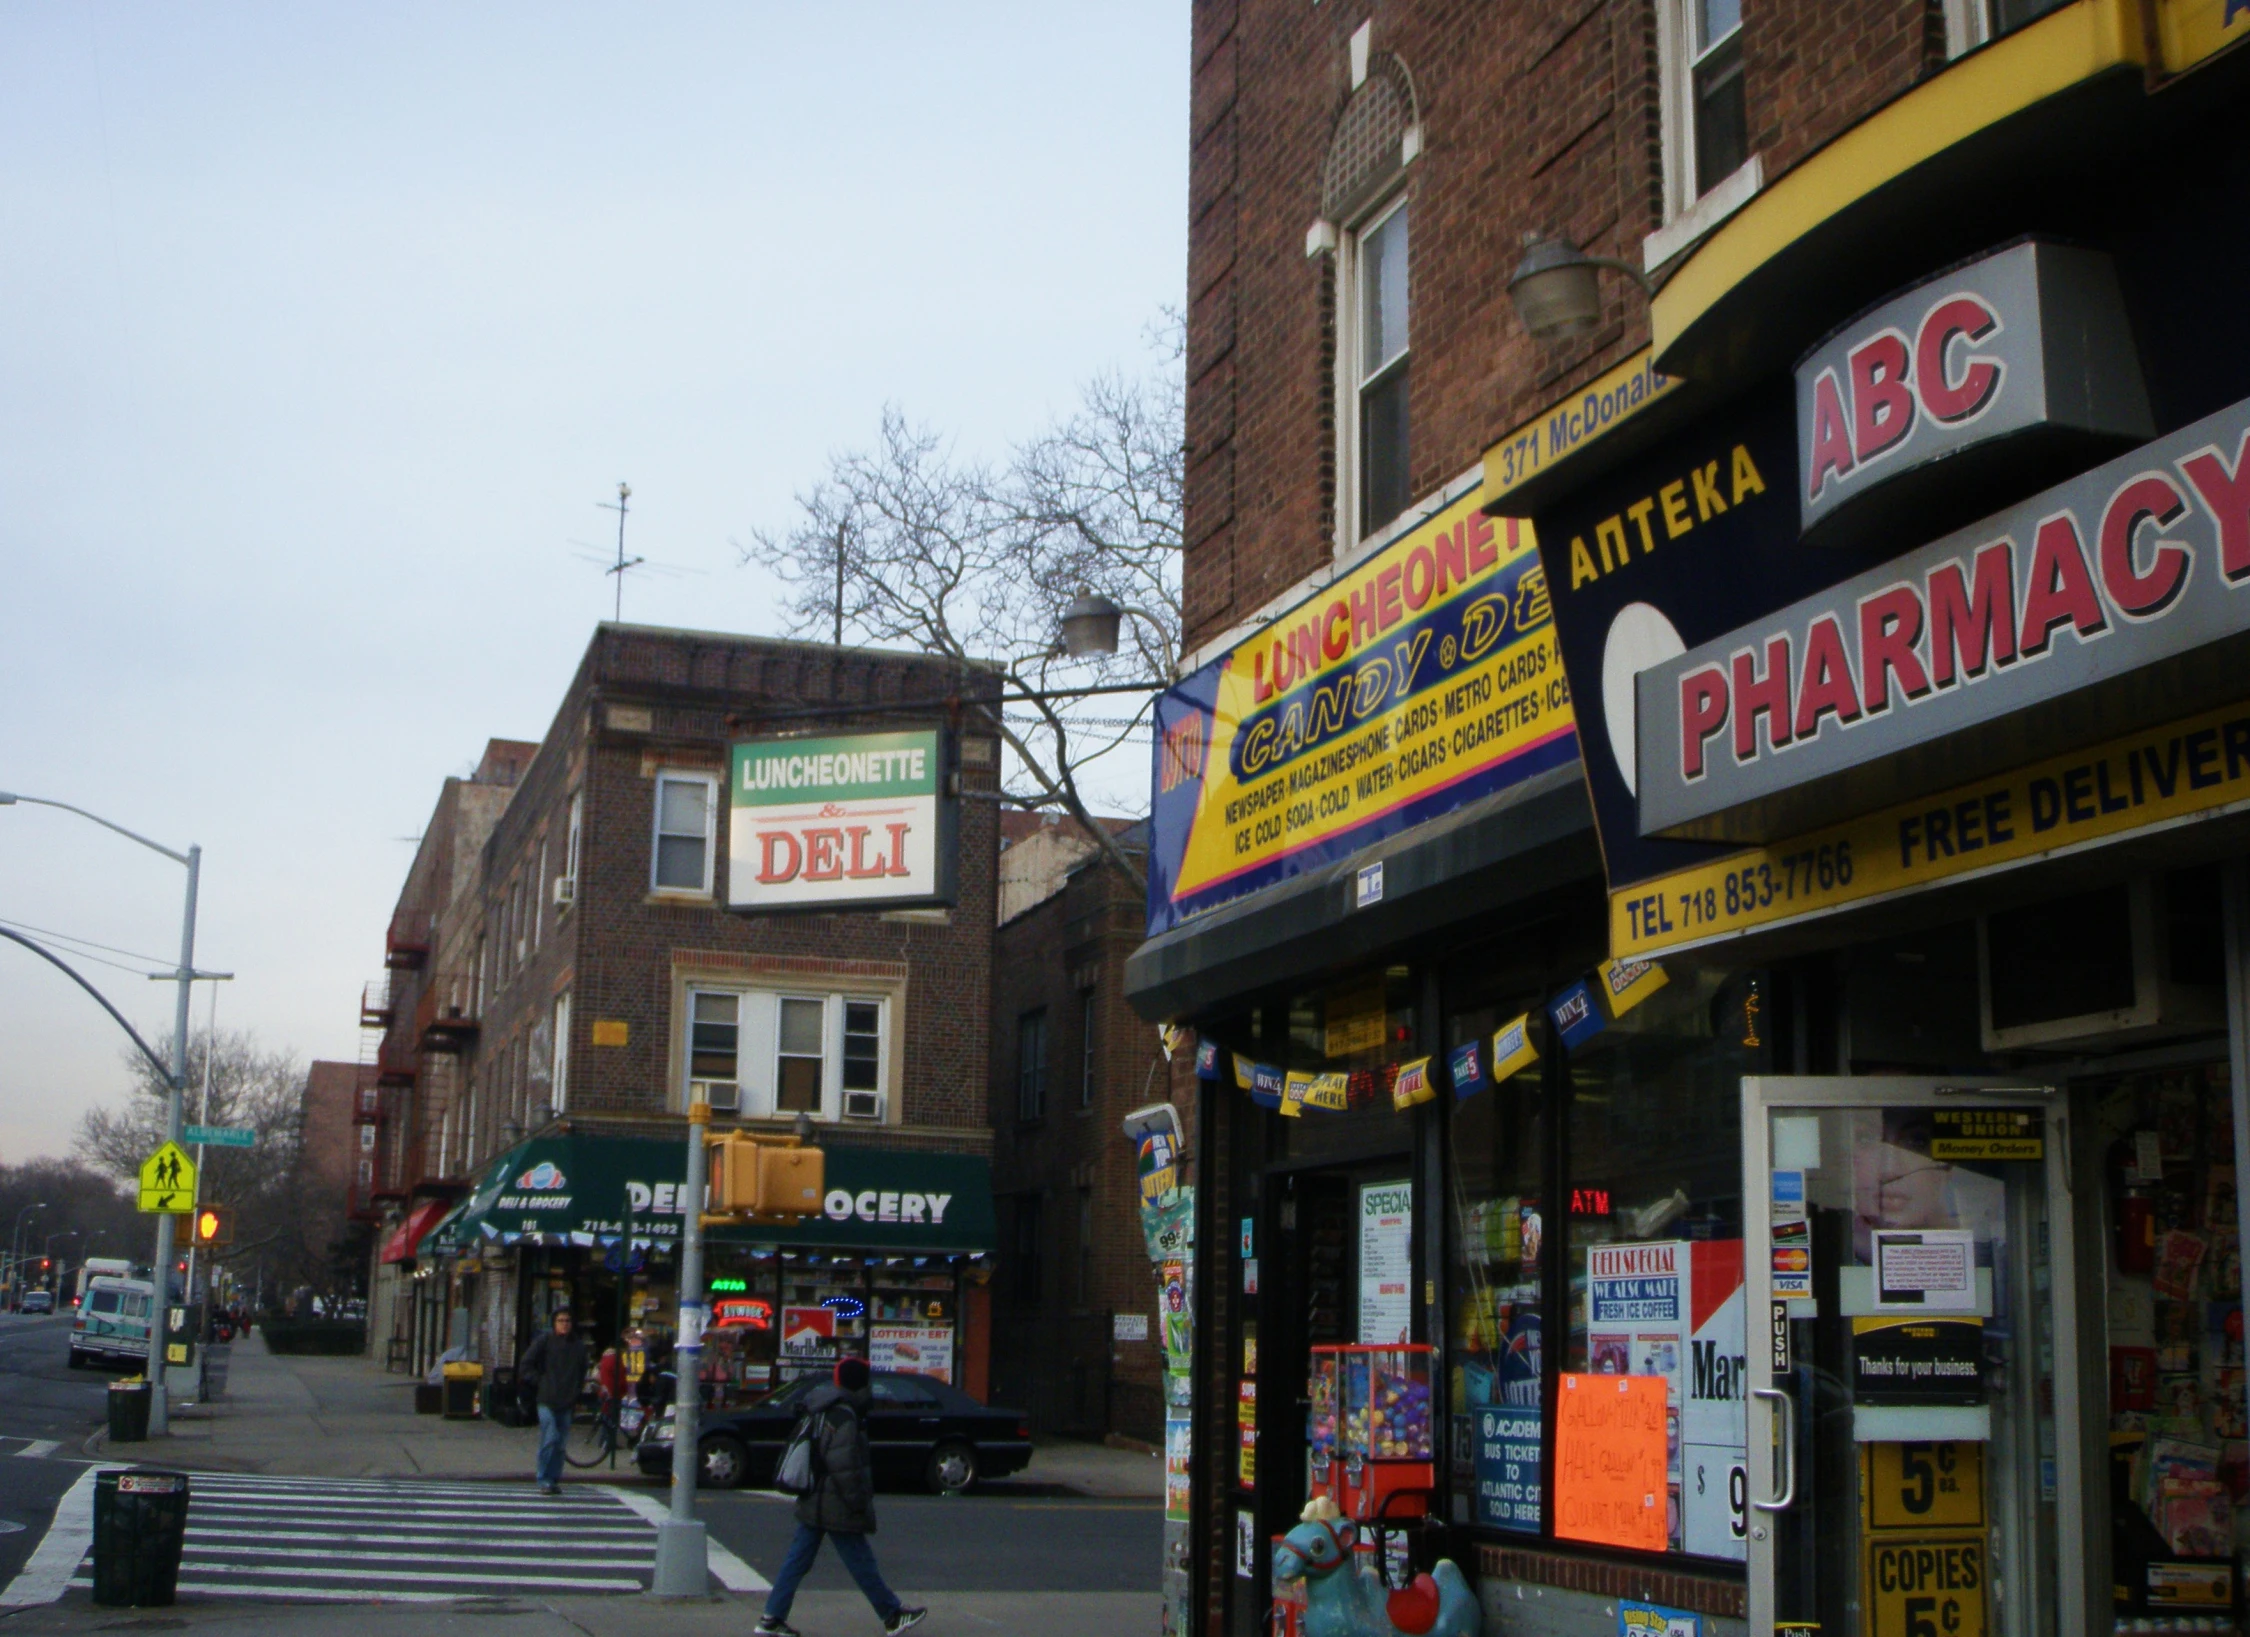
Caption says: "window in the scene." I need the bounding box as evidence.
[1076,1187,1094,1307]
[1944,0,2072,56]
[533,838,548,949]
[651,771,718,894]
[1079,991,1099,1109]
[1353,197,1411,539]
[1660,0,1750,228]
[1017,1009,1049,1121]
[551,991,571,1113]
[564,790,582,894]
[474,935,487,1017]
[438,1106,452,1178]
[677,987,892,1120]
[689,990,742,1110]
[1012,1194,1044,1307]
[776,997,824,1112]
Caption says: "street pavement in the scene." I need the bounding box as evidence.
[0,1312,1164,1631]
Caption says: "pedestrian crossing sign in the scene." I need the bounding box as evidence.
[137,1142,198,1214]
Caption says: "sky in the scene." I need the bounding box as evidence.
[0,6,1188,1163]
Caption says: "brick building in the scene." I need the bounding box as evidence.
[365,624,1008,1420]
[989,817,1188,1444]
[1141,3,2250,1634]
[296,1059,375,1296]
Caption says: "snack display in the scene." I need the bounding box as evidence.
[1343,1347,1434,1460]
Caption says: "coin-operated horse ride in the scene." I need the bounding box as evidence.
[1269,1496,1481,1637]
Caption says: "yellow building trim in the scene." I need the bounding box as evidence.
[1650,0,2144,363]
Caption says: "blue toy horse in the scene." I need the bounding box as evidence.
[1270,1499,1480,1637]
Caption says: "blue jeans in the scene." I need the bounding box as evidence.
[763,1523,901,1622]
[536,1403,567,1487]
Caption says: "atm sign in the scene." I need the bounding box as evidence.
[1867,1533,1986,1637]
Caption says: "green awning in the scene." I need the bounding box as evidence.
[427,1133,996,1257]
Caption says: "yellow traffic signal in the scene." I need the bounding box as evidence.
[191,1205,233,1247]
[705,1132,824,1219]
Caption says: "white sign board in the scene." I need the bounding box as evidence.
[728,730,956,912]
[1357,1181,1413,1344]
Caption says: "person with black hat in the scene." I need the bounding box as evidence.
[516,1307,589,1496]
[756,1355,926,1635]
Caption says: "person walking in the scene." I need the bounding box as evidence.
[516,1307,589,1496]
[756,1356,925,1635]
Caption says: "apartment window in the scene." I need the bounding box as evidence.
[688,990,741,1111]
[776,997,825,1113]
[1017,1009,1049,1121]
[651,771,718,894]
[551,991,571,1114]
[1944,0,2071,56]
[1013,1194,1044,1307]
[1076,1187,1094,1307]
[1353,197,1411,538]
[438,1107,452,1178]
[513,872,528,965]
[1079,991,1098,1109]
[564,791,583,891]
[1661,0,1748,220]
[679,988,891,1120]
[533,838,548,950]
[474,936,487,1016]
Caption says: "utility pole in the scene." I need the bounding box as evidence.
[650,1099,711,1595]
[149,844,200,1435]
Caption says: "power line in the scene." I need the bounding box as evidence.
[0,917,172,971]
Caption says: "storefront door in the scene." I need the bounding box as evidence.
[1743,1078,2086,1637]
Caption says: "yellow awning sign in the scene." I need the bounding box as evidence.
[138,1141,198,1214]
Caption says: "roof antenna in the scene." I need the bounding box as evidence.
[596,482,641,622]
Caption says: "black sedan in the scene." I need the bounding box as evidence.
[637,1370,1033,1495]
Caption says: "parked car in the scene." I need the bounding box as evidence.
[69,1277,154,1369]
[19,1291,53,1315]
[637,1370,1032,1495]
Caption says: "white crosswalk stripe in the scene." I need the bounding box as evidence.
[45,1473,723,1603]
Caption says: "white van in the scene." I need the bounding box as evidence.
[69,1277,153,1370]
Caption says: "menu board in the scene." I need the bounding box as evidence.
[1359,1181,1414,1344]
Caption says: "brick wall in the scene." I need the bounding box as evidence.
[1184,0,1947,659]
[989,840,1195,1442]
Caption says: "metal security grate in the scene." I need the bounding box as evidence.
[1322,55,1419,224]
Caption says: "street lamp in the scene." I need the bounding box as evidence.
[9,1204,46,1309]
[1057,589,1172,661]
[0,790,201,1434]
[1507,233,1655,343]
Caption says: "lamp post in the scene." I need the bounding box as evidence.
[0,791,200,1434]
[8,1204,46,1311]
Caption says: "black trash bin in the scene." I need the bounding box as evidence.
[107,1380,151,1444]
[91,1468,190,1607]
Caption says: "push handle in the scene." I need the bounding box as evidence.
[1751,1385,1797,1512]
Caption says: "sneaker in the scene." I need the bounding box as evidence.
[884,1610,927,1634]
[755,1620,802,1636]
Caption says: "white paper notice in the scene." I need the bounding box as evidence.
[1872,1228,1977,1311]
[1357,1181,1413,1344]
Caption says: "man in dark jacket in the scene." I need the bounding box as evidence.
[756,1357,925,1635]
[517,1308,589,1495]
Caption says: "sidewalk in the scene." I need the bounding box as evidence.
[91,1335,1166,1498]
[0,1589,1162,1636]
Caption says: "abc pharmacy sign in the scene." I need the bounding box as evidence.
[728,730,958,912]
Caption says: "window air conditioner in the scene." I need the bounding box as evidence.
[842,1089,886,1121]
[552,876,576,908]
[1978,868,2225,1051]
[691,1078,741,1113]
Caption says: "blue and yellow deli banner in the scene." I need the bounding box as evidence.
[1146,491,1578,936]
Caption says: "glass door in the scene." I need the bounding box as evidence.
[1744,1077,2086,1637]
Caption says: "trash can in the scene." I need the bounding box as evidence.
[107,1380,152,1444]
[91,1468,189,1607]
[441,1360,484,1419]
[414,1381,443,1414]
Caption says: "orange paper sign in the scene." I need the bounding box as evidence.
[1554,1372,1670,1551]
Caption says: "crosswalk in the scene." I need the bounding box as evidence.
[6,1471,766,1605]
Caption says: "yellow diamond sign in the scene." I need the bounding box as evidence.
[137,1141,197,1214]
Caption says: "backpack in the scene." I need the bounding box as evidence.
[774,1404,828,1497]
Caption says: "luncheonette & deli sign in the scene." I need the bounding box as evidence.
[728,729,957,912]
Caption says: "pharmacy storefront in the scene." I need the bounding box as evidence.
[1492,16,2250,1635]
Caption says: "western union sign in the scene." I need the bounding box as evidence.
[1612,696,2250,959]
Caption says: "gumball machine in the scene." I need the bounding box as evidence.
[1306,1346,1342,1508]
[1336,1343,1435,1525]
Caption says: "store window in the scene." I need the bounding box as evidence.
[1018,1009,1049,1122]
[651,770,718,895]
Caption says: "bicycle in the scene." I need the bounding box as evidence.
[563,1392,641,1468]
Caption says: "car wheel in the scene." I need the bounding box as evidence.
[700,1434,749,1490]
[925,1440,978,1495]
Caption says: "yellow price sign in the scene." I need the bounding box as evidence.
[137,1141,198,1214]
[1867,1441,1984,1531]
[1866,1532,1986,1637]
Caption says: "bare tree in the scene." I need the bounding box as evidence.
[745,317,1183,891]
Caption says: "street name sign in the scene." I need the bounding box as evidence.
[137,1141,198,1214]
[184,1125,256,1149]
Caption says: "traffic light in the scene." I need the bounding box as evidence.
[38,1258,49,1272]
[191,1205,233,1247]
